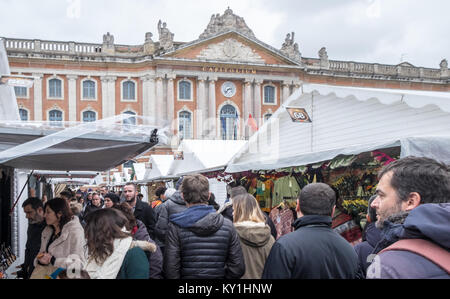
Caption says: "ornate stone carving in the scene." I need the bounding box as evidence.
[319,47,329,69]
[440,59,448,70]
[158,20,174,51]
[144,32,156,55]
[197,38,264,63]
[102,32,115,55]
[199,7,256,40]
[280,32,301,63]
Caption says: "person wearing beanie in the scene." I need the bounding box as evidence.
[104,192,121,208]
[353,195,382,275]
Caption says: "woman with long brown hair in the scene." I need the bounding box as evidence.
[34,197,85,271]
[232,193,275,279]
[83,208,151,279]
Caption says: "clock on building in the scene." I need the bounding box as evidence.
[221,81,236,98]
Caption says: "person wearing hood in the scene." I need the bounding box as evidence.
[154,187,187,254]
[262,183,360,279]
[366,156,450,279]
[232,193,275,279]
[353,195,382,275]
[164,174,245,279]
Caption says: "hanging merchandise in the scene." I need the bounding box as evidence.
[272,175,301,208]
[269,202,296,240]
[0,243,16,278]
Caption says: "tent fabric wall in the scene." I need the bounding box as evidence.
[226,84,450,173]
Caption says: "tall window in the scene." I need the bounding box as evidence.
[83,80,96,99]
[264,85,275,104]
[220,105,238,140]
[49,78,62,98]
[123,111,136,125]
[122,81,136,100]
[49,109,63,126]
[178,81,191,100]
[19,109,28,121]
[178,111,192,140]
[14,86,27,98]
[83,111,96,122]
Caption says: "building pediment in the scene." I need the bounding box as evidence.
[162,31,300,66]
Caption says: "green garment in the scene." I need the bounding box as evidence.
[117,247,149,279]
[272,176,301,207]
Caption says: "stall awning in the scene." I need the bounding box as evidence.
[0,118,165,171]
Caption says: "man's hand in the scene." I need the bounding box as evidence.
[37,252,52,265]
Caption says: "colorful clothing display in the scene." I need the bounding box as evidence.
[272,176,301,208]
[332,210,362,246]
[269,206,295,240]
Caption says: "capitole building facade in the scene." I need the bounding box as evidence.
[3,8,449,166]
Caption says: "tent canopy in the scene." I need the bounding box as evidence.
[141,155,175,182]
[0,119,165,171]
[226,84,450,173]
[168,139,247,176]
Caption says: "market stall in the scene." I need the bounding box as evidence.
[225,83,450,243]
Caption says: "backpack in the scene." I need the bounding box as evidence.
[380,239,450,274]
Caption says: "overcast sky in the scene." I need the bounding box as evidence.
[1,0,448,68]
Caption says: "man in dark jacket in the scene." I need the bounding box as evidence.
[262,183,360,279]
[354,195,382,275]
[15,197,46,279]
[164,174,245,279]
[366,156,450,279]
[154,190,187,252]
[124,182,157,240]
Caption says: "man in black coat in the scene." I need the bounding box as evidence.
[124,182,157,240]
[15,197,46,279]
[262,183,361,279]
[164,174,245,279]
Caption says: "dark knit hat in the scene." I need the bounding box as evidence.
[104,193,121,205]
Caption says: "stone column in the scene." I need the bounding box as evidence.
[243,78,253,138]
[208,76,217,139]
[67,75,78,122]
[291,81,302,96]
[32,73,43,121]
[282,81,291,104]
[253,79,263,128]
[196,76,207,139]
[155,76,164,126]
[100,76,116,119]
[141,75,156,125]
[167,73,176,131]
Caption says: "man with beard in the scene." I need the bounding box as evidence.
[367,156,450,279]
[14,198,46,279]
[123,182,157,240]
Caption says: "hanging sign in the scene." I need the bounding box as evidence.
[286,107,311,123]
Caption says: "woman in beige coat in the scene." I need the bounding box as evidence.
[232,194,275,279]
[35,197,86,271]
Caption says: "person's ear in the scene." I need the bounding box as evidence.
[403,192,421,211]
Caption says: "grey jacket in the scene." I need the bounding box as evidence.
[154,191,187,247]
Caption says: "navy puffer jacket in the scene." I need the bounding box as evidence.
[163,205,245,279]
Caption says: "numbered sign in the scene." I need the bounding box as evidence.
[286,107,311,123]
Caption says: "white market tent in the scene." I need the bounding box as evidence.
[140,154,175,182]
[168,139,247,176]
[226,83,450,173]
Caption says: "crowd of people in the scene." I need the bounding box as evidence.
[14,156,450,279]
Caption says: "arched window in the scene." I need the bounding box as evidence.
[263,85,275,104]
[14,86,27,98]
[19,109,28,121]
[122,81,136,100]
[49,109,63,126]
[178,81,191,100]
[83,80,96,99]
[83,111,96,122]
[49,78,62,98]
[220,105,238,140]
[178,111,192,140]
[123,111,136,125]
